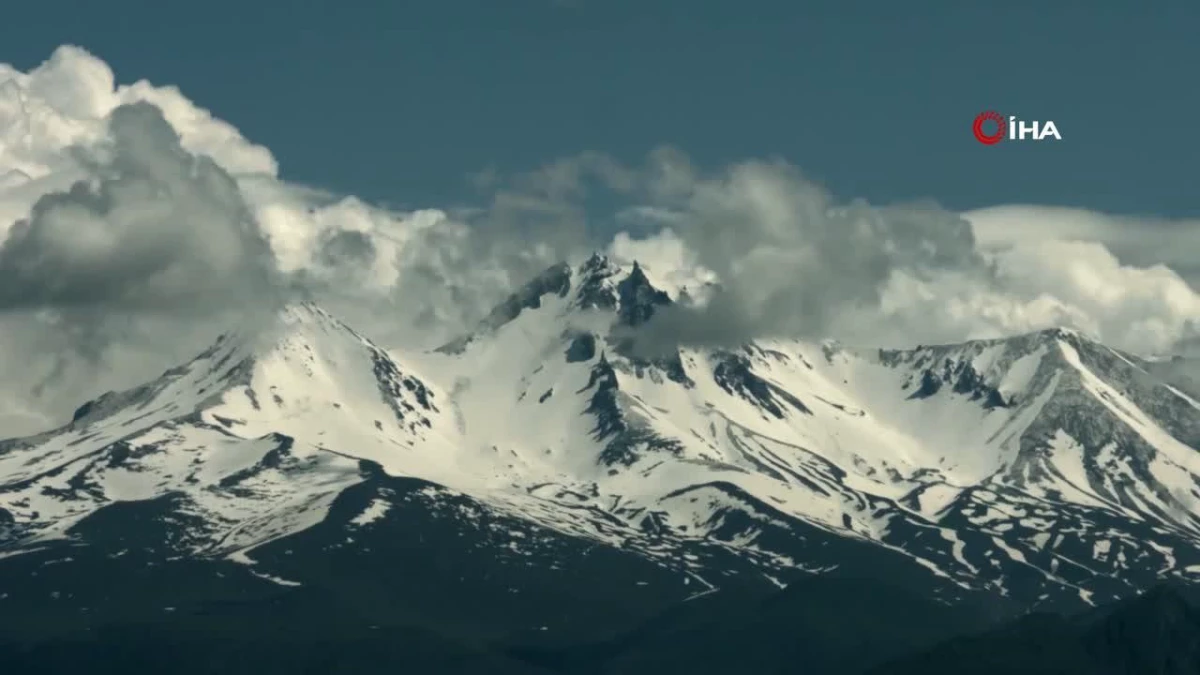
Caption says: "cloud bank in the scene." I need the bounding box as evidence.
[573,151,1199,359]
[965,205,1200,288]
[0,102,277,311]
[1,45,1198,436]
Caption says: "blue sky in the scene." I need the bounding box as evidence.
[2,0,1196,216]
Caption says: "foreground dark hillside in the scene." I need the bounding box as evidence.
[870,584,1200,675]
[3,570,1197,674]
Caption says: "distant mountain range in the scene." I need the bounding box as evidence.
[3,253,1200,673]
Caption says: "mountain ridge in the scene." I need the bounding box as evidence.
[3,253,1200,634]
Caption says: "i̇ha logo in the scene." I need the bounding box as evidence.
[972,110,1061,145]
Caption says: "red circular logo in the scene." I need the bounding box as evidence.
[973,111,1005,145]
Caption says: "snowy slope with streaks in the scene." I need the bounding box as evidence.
[3,253,1200,613]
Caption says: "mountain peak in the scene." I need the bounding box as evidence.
[436,253,679,354]
[1030,325,1088,344]
[880,325,1104,373]
[277,300,338,327]
[49,299,435,446]
[614,261,671,328]
[581,250,614,274]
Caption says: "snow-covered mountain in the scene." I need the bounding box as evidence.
[4,253,1200,624]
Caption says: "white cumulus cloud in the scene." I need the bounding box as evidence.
[0,45,1197,438]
